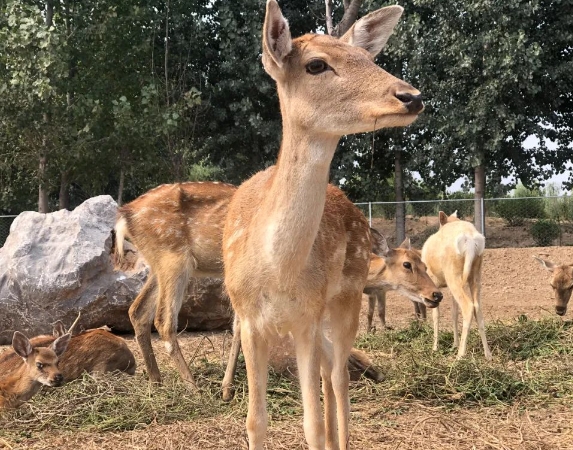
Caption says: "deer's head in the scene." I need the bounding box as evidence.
[12,331,71,387]
[368,235,443,308]
[533,256,573,316]
[439,210,459,226]
[262,0,423,137]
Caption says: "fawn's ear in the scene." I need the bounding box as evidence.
[262,0,292,78]
[533,255,556,272]
[370,228,390,257]
[12,331,33,360]
[438,211,448,226]
[398,237,411,250]
[51,333,71,357]
[339,5,403,58]
[53,321,66,337]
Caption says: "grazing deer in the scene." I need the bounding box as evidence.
[222,2,423,448]
[115,181,236,386]
[0,323,136,381]
[221,236,441,402]
[422,211,492,360]
[0,332,70,410]
[365,238,441,331]
[533,255,573,316]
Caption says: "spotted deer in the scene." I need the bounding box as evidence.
[115,181,236,386]
[422,211,492,360]
[0,331,71,409]
[533,255,573,316]
[0,323,136,381]
[221,2,423,448]
[365,238,442,332]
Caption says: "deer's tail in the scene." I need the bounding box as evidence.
[456,233,485,284]
[114,214,130,262]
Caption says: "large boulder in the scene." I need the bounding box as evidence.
[0,196,232,345]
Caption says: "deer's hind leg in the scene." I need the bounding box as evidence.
[129,273,161,383]
[222,314,242,402]
[153,254,197,388]
[470,258,492,360]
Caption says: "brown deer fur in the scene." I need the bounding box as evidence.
[222,2,423,448]
[422,211,492,360]
[0,332,70,410]
[533,255,573,316]
[115,181,236,386]
[0,327,135,381]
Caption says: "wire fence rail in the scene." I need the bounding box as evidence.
[2,195,572,249]
[355,195,573,249]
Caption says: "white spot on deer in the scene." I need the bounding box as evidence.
[226,228,244,249]
[362,250,369,260]
[227,251,234,261]
[351,221,358,228]
[164,342,173,354]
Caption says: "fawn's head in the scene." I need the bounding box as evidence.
[262,0,423,137]
[12,331,71,387]
[439,210,460,226]
[368,235,443,308]
[533,256,573,316]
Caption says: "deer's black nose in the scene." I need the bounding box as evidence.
[53,374,64,386]
[395,92,424,114]
[556,306,567,316]
[432,292,443,302]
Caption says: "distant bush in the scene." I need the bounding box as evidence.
[438,192,474,220]
[495,184,546,226]
[530,219,560,246]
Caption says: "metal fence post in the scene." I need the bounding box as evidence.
[481,197,486,237]
[368,202,372,227]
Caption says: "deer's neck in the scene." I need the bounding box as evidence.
[259,121,339,288]
[0,367,41,407]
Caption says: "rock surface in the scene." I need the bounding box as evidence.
[0,196,231,345]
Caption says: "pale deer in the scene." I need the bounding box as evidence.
[365,238,441,332]
[422,211,492,360]
[0,323,136,381]
[222,2,423,448]
[533,255,573,316]
[115,181,236,386]
[0,331,70,410]
[221,236,442,402]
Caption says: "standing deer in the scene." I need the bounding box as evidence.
[422,211,492,360]
[533,255,573,316]
[221,237,442,402]
[365,240,430,331]
[222,2,423,448]
[0,323,136,381]
[115,181,236,386]
[0,332,70,410]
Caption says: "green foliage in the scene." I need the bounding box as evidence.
[530,219,561,246]
[495,183,546,226]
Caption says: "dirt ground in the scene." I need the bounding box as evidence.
[2,245,572,449]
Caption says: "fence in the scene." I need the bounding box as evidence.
[355,196,573,249]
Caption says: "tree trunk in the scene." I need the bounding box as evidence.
[117,168,125,207]
[38,153,49,213]
[330,0,362,37]
[59,171,70,210]
[38,0,53,213]
[395,150,405,245]
[474,164,486,235]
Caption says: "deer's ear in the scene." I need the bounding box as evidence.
[438,211,448,226]
[12,332,33,359]
[51,333,71,357]
[53,321,66,337]
[399,237,411,250]
[262,0,292,76]
[339,5,403,58]
[533,255,556,272]
[370,228,390,257]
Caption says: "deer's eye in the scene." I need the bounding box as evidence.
[403,262,412,270]
[306,59,330,75]
[36,362,44,370]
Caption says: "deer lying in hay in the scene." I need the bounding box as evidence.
[0,331,70,409]
[0,322,136,382]
[422,211,492,360]
[533,255,573,316]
